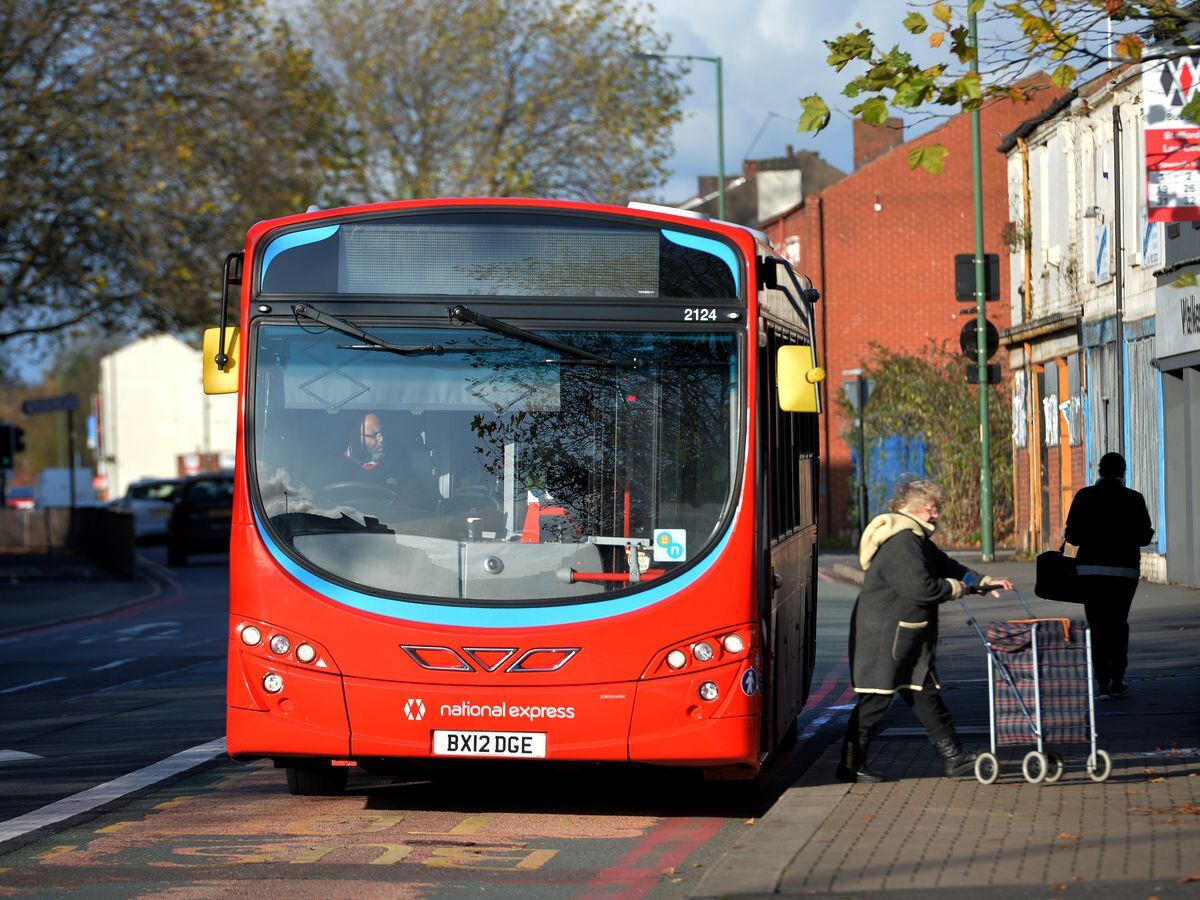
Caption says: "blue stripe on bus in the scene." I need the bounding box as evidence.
[252,511,733,627]
[661,229,739,291]
[260,225,340,282]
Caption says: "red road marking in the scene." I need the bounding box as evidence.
[803,658,850,712]
[578,813,726,899]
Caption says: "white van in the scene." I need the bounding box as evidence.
[33,468,101,508]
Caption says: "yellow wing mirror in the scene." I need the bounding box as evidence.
[777,345,825,413]
[202,326,240,395]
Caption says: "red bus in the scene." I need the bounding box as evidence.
[203,199,825,794]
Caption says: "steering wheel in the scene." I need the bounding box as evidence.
[313,481,404,507]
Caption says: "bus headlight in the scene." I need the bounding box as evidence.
[666,650,687,669]
[269,634,290,655]
[262,673,284,694]
[295,643,316,664]
[698,681,719,701]
[692,641,714,662]
[240,625,261,646]
[722,634,745,654]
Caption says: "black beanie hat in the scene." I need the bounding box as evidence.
[1098,452,1126,478]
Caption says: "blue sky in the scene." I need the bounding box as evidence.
[644,0,928,202]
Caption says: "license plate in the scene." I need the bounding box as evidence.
[432,730,546,758]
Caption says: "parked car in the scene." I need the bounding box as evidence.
[167,471,234,566]
[33,468,101,507]
[110,478,181,542]
[4,486,35,509]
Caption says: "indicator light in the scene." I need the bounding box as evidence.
[722,634,745,654]
[240,625,261,646]
[666,649,687,669]
[295,643,316,664]
[692,641,714,662]
[269,634,290,655]
[699,681,719,701]
[262,673,284,693]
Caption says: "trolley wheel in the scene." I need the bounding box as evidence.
[1044,751,1066,784]
[1021,750,1049,784]
[975,751,1001,784]
[1087,748,1113,783]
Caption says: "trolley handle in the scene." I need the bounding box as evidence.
[965,580,1034,616]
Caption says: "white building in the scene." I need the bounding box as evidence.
[98,335,236,500]
[999,65,1169,582]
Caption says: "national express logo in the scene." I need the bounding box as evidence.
[403,698,426,721]
[1159,56,1200,108]
[440,701,576,721]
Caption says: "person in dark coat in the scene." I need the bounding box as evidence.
[1064,452,1153,698]
[836,478,1014,784]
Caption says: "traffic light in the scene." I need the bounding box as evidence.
[0,425,27,469]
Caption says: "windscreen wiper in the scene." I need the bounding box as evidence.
[292,303,444,356]
[448,304,641,367]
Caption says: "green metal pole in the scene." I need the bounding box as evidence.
[715,56,725,219]
[969,9,994,561]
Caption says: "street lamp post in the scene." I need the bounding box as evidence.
[635,52,725,219]
[968,10,994,561]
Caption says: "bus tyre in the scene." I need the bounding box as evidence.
[777,716,799,753]
[286,764,348,796]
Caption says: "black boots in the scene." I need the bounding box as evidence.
[835,735,886,783]
[933,737,977,777]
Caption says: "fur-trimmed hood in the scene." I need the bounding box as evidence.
[859,513,934,570]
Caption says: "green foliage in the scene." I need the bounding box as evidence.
[1182,95,1200,125]
[0,0,356,346]
[798,94,832,132]
[907,145,948,174]
[295,0,683,204]
[852,96,891,126]
[835,343,1013,547]
[1051,63,1078,89]
[1172,272,1199,288]
[799,2,1200,166]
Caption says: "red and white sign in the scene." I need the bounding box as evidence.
[1145,56,1200,222]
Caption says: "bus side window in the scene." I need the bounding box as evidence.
[766,325,819,540]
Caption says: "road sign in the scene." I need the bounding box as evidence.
[22,393,79,415]
[954,253,999,302]
[966,364,1001,385]
[959,319,999,361]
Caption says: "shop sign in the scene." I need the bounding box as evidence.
[1144,56,1200,222]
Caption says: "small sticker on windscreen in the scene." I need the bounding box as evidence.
[653,529,686,562]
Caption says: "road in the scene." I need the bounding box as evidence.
[0,548,229,823]
[0,553,862,896]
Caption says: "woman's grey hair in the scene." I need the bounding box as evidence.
[888,477,945,514]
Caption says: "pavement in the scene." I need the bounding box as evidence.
[693,551,1200,898]
[0,552,168,638]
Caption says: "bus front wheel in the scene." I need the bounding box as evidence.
[286,764,348,796]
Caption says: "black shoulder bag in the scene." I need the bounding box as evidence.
[1034,542,1080,603]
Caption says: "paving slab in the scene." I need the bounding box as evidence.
[696,558,1200,898]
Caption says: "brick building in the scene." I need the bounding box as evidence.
[758,90,1063,541]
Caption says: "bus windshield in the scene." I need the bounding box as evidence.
[251,324,740,605]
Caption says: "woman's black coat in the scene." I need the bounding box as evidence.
[849,516,982,694]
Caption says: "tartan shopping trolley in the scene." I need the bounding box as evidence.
[957,589,1112,784]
